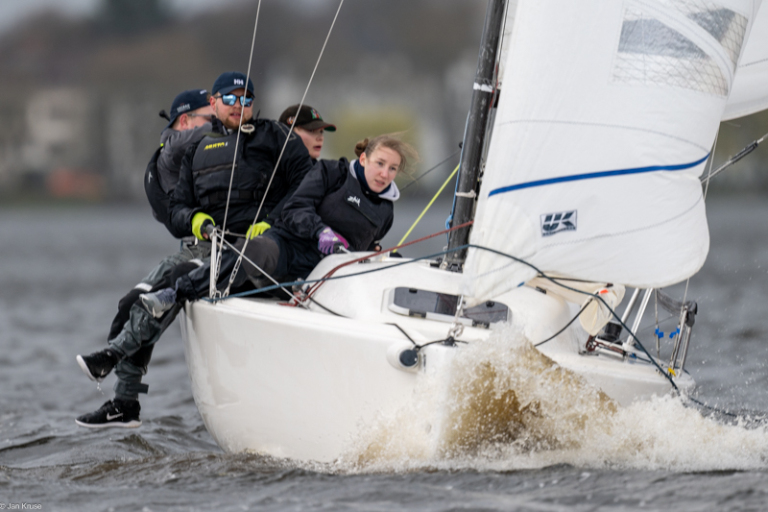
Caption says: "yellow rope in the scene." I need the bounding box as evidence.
[395,163,460,250]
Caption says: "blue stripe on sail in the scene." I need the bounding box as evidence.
[487,153,710,197]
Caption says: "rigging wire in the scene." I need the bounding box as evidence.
[215,0,263,281]
[700,130,768,186]
[399,148,461,193]
[534,299,592,348]
[216,233,306,307]
[388,323,467,351]
[677,130,721,311]
[303,220,472,300]
[220,0,262,237]
[217,0,346,297]
[395,164,460,249]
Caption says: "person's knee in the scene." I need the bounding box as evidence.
[243,237,280,278]
[169,261,201,285]
[118,288,144,314]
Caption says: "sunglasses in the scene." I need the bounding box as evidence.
[216,94,254,107]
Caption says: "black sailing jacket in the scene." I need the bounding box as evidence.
[276,157,396,252]
[168,118,314,238]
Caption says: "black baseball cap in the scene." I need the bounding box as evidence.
[279,104,336,132]
[212,71,255,96]
[166,88,210,129]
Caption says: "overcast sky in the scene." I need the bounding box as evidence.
[0,0,241,34]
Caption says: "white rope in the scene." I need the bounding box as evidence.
[213,0,263,286]
[220,0,346,297]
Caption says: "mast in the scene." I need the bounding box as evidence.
[444,0,507,270]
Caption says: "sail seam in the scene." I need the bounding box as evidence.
[495,119,708,152]
[488,152,710,197]
[741,56,768,68]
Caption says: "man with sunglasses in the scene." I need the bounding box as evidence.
[75,71,314,428]
[166,71,313,243]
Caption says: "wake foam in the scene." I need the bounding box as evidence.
[345,325,768,473]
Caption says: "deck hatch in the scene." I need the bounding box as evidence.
[388,287,510,327]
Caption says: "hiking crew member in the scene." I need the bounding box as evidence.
[75,73,316,429]
[140,134,417,315]
[75,88,215,430]
[106,89,216,343]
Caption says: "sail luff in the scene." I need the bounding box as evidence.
[444,0,507,268]
[723,1,768,120]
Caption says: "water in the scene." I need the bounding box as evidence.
[1,198,768,511]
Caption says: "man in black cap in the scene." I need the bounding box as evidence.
[149,88,215,230]
[74,72,315,428]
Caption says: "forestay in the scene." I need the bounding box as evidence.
[462,0,762,304]
[723,2,768,120]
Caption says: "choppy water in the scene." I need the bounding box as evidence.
[1,198,768,511]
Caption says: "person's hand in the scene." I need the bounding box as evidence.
[191,212,215,240]
[246,221,271,239]
[318,227,348,255]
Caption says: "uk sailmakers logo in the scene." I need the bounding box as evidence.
[346,195,361,207]
[540,210,577,237]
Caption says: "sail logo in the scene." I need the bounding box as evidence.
[540,211,577,236]
[346,195,361,207]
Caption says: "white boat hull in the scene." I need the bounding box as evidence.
[181,255,694,463]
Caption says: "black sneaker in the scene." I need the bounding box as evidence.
[75,398,141,429]
[140,288,177,318]
[76,348,120,382]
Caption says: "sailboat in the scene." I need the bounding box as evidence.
[179,0,768,463]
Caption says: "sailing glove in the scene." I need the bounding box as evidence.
[246,221,271,239]
[191,212,215,240]
[318,227,348,255]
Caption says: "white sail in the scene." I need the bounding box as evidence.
[723,2,768,120]
[463,0,761,303]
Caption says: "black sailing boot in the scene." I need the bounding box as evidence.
[76,348,121,382]
[75,398,141,429]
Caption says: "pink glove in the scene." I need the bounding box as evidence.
[318,227,349,255]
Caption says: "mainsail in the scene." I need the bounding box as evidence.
[723,2,768,120]
[462,0,762,303]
